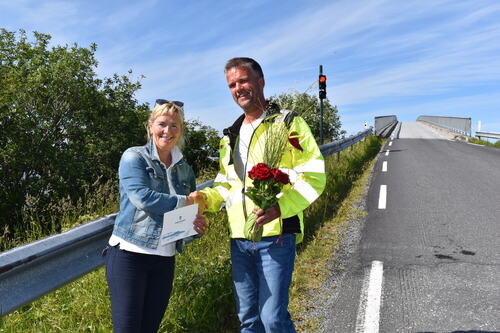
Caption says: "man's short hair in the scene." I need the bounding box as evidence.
[224,57,264,78]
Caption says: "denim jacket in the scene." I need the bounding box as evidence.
[112,139,196,250]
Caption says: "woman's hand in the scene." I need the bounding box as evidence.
[193,214,208,234]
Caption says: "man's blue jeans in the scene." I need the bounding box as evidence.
[231,234,297,333]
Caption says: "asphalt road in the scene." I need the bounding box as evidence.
[314,122,500,333]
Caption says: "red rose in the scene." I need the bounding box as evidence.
[248,163,272,180]
[271,168,290,184]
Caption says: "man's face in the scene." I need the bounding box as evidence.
[225,66,265,112]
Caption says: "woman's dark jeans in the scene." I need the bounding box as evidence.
[104,245,175,333]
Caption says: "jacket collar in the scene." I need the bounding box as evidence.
[223,101,281,151]
[148,138,183,167]
[223,113,245,153]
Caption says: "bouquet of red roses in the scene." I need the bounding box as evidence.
[244,163,291,242]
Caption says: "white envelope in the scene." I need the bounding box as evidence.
[160,204,199,244]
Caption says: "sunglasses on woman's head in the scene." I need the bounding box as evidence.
[155,99,184,107]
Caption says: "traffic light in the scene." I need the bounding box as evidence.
[319,74,327,99]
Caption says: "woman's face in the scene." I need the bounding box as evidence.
[149,112,182,153]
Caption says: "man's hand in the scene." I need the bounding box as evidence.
[187,191,207,214]
[255,204,281,228]
[193,214,208,234]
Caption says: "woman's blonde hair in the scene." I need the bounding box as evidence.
[147,102,186,149]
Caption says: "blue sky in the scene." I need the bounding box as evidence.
[2,0,500,136]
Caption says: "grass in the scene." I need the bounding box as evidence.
[0,136,382,332]
[0,178,120,252]
[469,137,500,148]
[0,268,112,332]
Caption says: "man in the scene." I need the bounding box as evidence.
[194,57,325,332]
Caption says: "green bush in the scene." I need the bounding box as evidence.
[0,29,149,248]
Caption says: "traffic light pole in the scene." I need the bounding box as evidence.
[319,65,324,145]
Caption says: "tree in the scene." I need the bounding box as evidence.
[269,90,342,142]
[183,119,220,176]
[0,29,149,237]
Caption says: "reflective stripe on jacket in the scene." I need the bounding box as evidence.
[202,109,326,243]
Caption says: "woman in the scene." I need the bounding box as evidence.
[104,99,207,333]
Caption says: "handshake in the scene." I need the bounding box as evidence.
[186,191,209,234]
[186,191,208,214]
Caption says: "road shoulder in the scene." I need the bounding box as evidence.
[293,156,377,332]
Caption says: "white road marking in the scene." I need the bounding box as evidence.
[382,161,387,172]
[355,261,384,333]
[388,141,393,146]
[385,150,390,156]
[378,185,387,209]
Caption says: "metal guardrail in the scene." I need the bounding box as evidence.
[417,115,471,137]
[0,214,116,316]
[476,131,500,140]
[0,127,375,316]
[320,127,373,156]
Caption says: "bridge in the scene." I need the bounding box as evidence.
[1,116,499,332]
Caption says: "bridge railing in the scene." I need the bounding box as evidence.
[0,126,377,316]
[476,131,500,140]
[417,115,471,137]
[374,115,398,137]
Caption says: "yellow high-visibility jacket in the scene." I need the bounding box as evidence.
[202,108,326,243]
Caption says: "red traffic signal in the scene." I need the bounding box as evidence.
[319,75,327,99]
